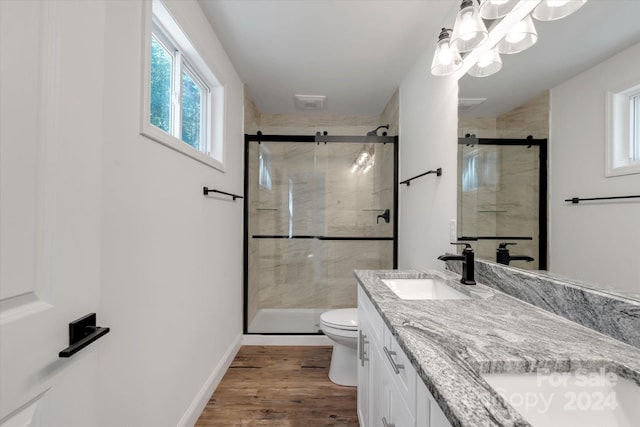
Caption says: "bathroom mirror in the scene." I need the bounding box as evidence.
[456,1,640,297]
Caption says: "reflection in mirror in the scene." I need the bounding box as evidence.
[457,135,546,270]
[457,0,640,295]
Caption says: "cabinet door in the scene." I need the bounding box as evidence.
[369,340,386,426]
[383,368,416,427]
[416,378,453,427]
[357,305,371,426]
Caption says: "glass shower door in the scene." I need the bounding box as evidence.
[313,141,394,315]
[246,137,395,334]
[458,139,545,270]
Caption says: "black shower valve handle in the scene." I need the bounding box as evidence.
[376,209,390,224]
[498,242,517,249]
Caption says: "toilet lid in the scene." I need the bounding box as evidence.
[320,308,358,330]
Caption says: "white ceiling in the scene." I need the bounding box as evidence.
[198,0,640,117]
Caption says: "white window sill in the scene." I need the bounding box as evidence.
[605,162,640,178]
[141,123,225,172]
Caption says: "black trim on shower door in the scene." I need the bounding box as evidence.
[539,139,548,270]
[245,134,315,143]
[393,135,399,268]
[243,134,251,335]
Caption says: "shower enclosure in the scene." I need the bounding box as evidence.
[244,134,397,334]
[457,136,547,270]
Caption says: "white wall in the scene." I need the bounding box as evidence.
[98,1,244,425]
[549,42,640,293]
[398,50,459,270]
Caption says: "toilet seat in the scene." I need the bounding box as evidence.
[320,308,358,331]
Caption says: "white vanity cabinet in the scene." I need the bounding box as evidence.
[358,285,453,427]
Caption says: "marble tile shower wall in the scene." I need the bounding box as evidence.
[247,141,394,313]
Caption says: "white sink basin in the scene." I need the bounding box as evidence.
[482,370,640,427]
[381,278,470,300]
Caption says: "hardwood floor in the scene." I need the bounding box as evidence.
[195,346,358,427]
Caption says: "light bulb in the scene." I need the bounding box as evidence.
[496,14,537,54]
[479,0,519,19]
[459,11,476,41]
[533,0,587,21]
[451,1,488,53]
[431,29,463,76]
[468,48,502,77]
[476,53,493,68]
[437,45,454,65]
[505,20,528,44]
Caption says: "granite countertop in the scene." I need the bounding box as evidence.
[354,269,640,427]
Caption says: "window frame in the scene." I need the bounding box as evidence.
[140,0,226,171]
[605,82,640,177]
[180,60,209,152]
[631,92,640,162]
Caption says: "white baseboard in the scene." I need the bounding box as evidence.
[177,334,242,427]
[242,334,332,346]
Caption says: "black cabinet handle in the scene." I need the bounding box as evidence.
[59,313,110,358]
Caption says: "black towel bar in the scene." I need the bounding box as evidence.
[565,195,640,204]
[203,187,243,200]
[400,168,442,186]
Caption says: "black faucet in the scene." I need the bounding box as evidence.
[496,243,535,265]
[376,209,390,224]
[438,243,476,285]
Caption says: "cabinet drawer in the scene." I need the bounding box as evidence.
[383,324,417,409]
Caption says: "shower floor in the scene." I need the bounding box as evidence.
[248,308,328,334]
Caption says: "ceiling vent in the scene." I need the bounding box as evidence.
[458,98,487,112]
[294,94,327,110]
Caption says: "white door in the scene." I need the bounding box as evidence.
[1,1,106,425]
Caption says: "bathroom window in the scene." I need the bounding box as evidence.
[632,93,640,162]
[462,148,498,192]
[141,0,226,171]
[606,83,640,176]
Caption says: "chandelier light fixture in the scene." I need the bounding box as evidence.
[430,28,464,76]
[430,0,589,78]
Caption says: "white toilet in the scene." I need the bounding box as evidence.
[320,308,358,387]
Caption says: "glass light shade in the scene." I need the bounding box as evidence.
[431,36,463,76]
[496,14,538,54]
[532,0,588,21]
[450,2,489,53]
[478,0,520,19]
[468,48,502,77]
